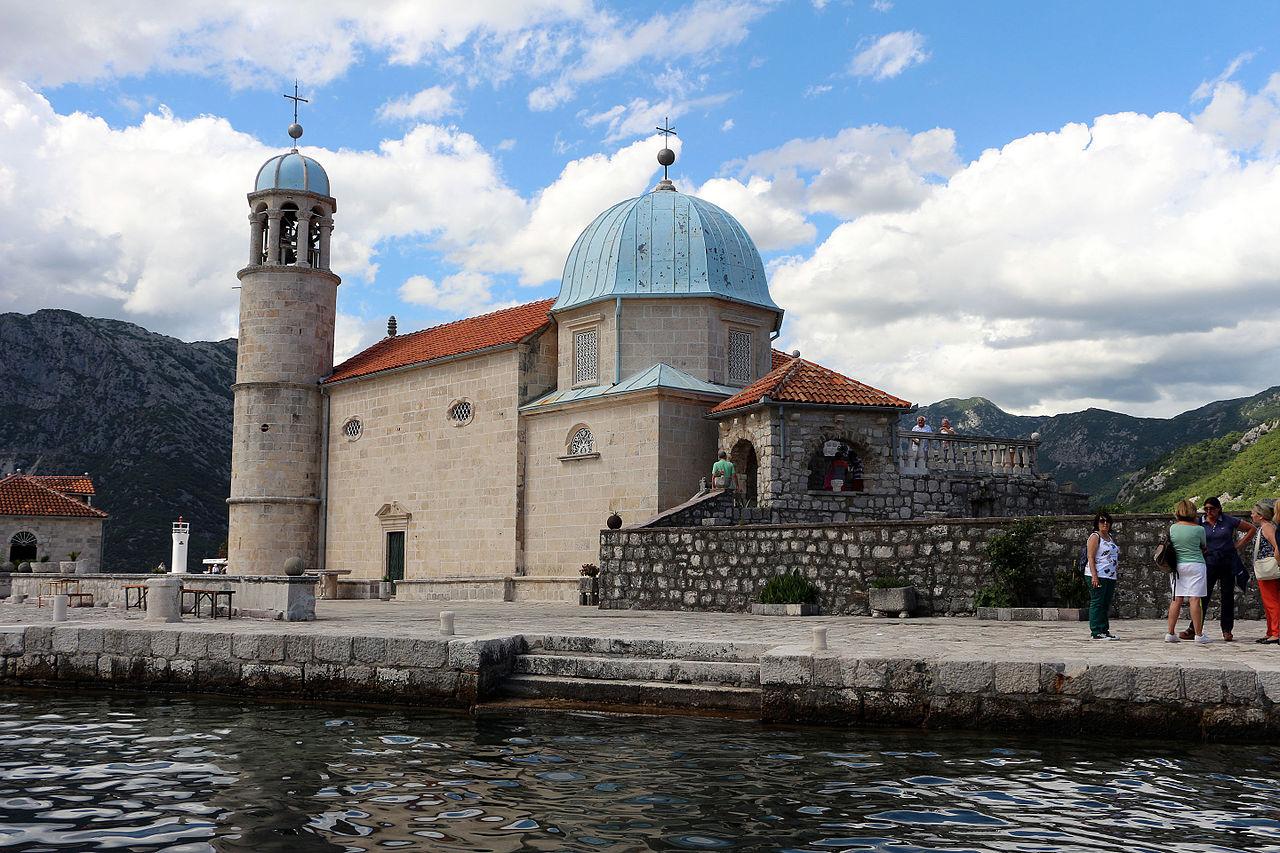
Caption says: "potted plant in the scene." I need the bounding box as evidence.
[868,575,917,617]
[579,563,600,605]
[975,518,1045,620]
[378,575,394,601]
[751,569,820,616]
[34,555,56,574]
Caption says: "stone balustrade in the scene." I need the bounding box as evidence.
[898,430,1039,477]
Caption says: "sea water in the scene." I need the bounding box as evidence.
[0,691,1276,851]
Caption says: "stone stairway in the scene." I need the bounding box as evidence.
[497,635,766,713]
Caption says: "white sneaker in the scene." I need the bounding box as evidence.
[1164,633,1180,643]
[1195,634,1212,644]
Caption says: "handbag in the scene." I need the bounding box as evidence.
[1254,532,1280,581]
[1153,533,1178,573]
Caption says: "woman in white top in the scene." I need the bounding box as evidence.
[1085,512,1119,640]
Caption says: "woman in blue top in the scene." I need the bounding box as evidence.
[1165,498,1210,644]
[1085,512,1119,640]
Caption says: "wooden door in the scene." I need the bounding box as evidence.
[385,531,405,582]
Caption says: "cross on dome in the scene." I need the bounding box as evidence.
[655,116,677,186]
[283,80,309,146]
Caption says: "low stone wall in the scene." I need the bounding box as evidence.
[7,574,318,621]
[395,576,582,603]
[759,645,1280,740]
[601,514,1264,619]
[0,623,520,707]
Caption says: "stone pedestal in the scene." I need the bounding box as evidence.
[146,576,184,623]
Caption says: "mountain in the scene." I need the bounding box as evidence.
[1117,422,1280,512]
[908,388,1280,503]
[0,309,236,570]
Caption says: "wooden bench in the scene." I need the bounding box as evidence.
[182,588,234,618]
[38,578,80,608]
[66,592,94,608]
[123,584,148,611]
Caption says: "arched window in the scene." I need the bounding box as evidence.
[807,438,865,492]
[309,206,324,267]
[279,203,299,265]
[569,426,594,456]
[8,531,37,564]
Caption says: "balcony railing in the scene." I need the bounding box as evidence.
[897,430,1040,477]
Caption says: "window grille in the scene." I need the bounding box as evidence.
[569,427,595,456]
[728,329,753,385]
[10,532,36,548]
[342,418,362,441]
[574,329,598,384]
[448,400,473,424]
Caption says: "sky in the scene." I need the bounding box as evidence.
[0,1,1278,418]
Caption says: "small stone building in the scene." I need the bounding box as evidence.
[0,475,106,571]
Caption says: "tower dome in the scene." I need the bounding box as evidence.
[254,151,331,196]
[553,186,779,314]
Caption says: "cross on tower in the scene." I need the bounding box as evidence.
[655,116,678,180]
[283,81,309,143]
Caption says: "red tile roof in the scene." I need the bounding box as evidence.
[326,299,556,384]
[770,348,794,370]
[0,475,107,518]
[29,475,95,495]
[710,356,913,415]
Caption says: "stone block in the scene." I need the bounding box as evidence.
[352,636,387,664]
[1222,668,1259,705]
[124,631,152,657]
[313,635,353,664]
[886,658,933,692]
[0,630,23,657]
[810,653,843,687]
[382,637,449,669]
[993,661,1041,694]
[1133,666,1183,702]
[234,633,286,662]
[170,658,196,683]
[1183,667,1224,703]
[848,658,887,689]
[176,631,207,659]
[759,646,813,685]
[285,634,314,665]
[1010,608,1042,621]
[102,629,127,654]
[149,631,180,658]
[1257,670,1280,704]
[937,659,994,694]
[447,636,521,672]
[1087,665,1133,701]
[51,627,79,655]
[23,626,52,655]
[206,632,234,662]
[243,663,304,692]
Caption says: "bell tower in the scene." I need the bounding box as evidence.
[227,105,338,575]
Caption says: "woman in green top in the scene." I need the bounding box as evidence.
[1165,498,1211,644]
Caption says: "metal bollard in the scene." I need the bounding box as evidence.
[440,611,455,636]
[52,594,68,623]
[811,626,828,652]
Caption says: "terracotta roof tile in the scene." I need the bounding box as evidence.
[710,357,912,415]
[0,475,108,518]
[770,348,794,370]
[29,475,95,495]
[326,299,555,384]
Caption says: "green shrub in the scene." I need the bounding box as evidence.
[1054,567,1090,609]
[38,555,49,563]
[758,570,818,605]
[979,517,1046,607]
[67,551,81,561]
[870,576,910,589]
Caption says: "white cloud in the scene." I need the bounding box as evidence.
[1193,71,1280,156]
[804,84,833,98]
[693,176,816,250]
[399,272,498,313]
[377,86,457,122]
[771,87,1280,416]
[871,0,894,11]
[850,30,929,80]
[721,118,735,132]
[582,93,732,142]
[528,0,774,110]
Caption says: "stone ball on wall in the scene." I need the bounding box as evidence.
[0,561,12,573]
[607,512,623,530]
[283,556,305,577]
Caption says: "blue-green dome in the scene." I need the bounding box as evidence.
[553,186,779,314]
[254,151,330,196]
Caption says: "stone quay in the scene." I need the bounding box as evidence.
[3,599,1280,742]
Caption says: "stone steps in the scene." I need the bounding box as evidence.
[525,634,767,663]
[501,674,760,713]
[514,652,759,687]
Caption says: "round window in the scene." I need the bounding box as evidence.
[342,418,363,441]
[448,400,473,425]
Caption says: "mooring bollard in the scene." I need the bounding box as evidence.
[145,575,184,623]
[52,594,68,623]
[440,611,455,636]
[12,593,25,605]
[811,626,828,652]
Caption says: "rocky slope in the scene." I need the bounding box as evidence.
[908,389,1280,503]
[0,310,235,570]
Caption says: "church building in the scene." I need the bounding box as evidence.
[226,127,1075,602]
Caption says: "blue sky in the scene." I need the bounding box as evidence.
[2,1,1279,416]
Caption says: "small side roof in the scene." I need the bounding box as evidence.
[522,362,737,411]
[709,355,913,416]
[0,475,108,518]
[326,299,555,384]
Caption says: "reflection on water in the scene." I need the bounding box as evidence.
[0,692,1277,851]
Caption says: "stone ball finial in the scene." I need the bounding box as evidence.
[657,147,675,167]
[288,123,304,140]
[607,512,623,530]
[790,349,800,358]
[283,556,305,576]
[387,315,398,337]
[1030,432,1041,440]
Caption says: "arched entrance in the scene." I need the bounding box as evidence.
[730,439,758,506]
[8,531,37,564]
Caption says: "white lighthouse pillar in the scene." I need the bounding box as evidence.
[171,517,190,574]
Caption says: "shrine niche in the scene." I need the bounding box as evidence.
[729,438,758,505]
[806,437,865,492]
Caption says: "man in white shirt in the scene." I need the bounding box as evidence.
[909,415,933,467]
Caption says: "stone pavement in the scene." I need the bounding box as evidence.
[2,598,1278,674]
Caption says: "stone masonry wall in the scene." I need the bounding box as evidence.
[1,516,104,572]
[601,514,1263,620]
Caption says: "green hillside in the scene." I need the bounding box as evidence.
[1118,424,1280,513]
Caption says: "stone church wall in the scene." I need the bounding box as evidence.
[618,298,776,386]
[1,517,103,572]
[600,514,1263,620]
[657,396,722,511]
[323,349,523,580]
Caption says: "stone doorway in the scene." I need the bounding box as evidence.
[8,531,36,564]
[385,531,405,582]
[730,439,759,506]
